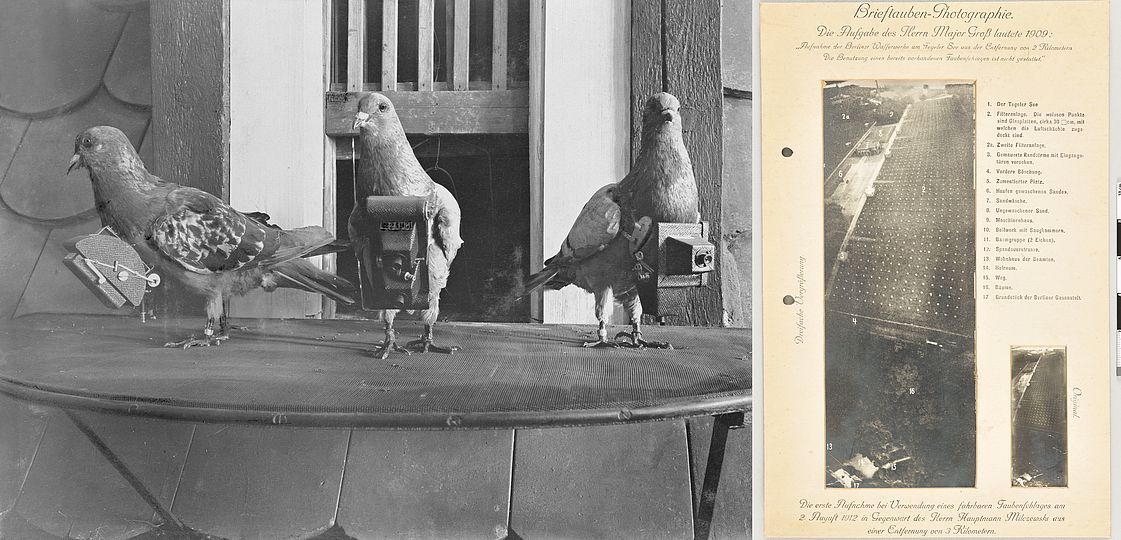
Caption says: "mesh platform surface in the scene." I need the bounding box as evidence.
[0,314,751,429]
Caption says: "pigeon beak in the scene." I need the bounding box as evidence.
[67,153,82,175]
[661,108,675,123]
[353,111,372,131]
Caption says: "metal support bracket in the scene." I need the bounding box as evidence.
[692,412,744,540]
[64,410,191,534]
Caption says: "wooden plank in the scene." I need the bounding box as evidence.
[324,89,529,135]
[323,0,338,320]
[539,0,629,325]
[346,0,366,91]
[720,0,751,328]
[13,412,193,539]
[721,96,751,327]
[171,425,350,539]
[0,113,50,320]
[721,0,751,93]
[381,0,398,91]
[332,105,526,135]
[0,204,49,320]
[417,0,435,90]
[491,0,508,90]
[227,1,329,320]
[510,421,693,539]
[0,395,50,515]
[330,80,528,92]
[444,0,454,81]
[150,0,230,199]
[687,416,753,538]
[338,430,512,539]
[527,0,544,322]
[322,134,338,317]
[452,0,470,90]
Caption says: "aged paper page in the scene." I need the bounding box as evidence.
[761,1,1110,537]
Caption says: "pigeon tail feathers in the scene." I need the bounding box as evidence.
[271,258,358,305]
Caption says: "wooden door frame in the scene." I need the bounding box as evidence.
[527,0,545,323]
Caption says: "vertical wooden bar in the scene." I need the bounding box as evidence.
[452,0,470,90]
[527,0,544,322]
[491,0,507,90]
[150,0,230,198]
[665,0,724,325]
[322,0,338,319]
[719,0,752,327]
[418,0,435,90]
[321,134,338,319]
[444,0,454,81]
[687,416,752,538]
[382,0,398,91]
[630,0,662,164]
[150,0,230,316]
[346,0,366,91]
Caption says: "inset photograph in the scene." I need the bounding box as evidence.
[823,80,976,488]
[1011,346,1068,487]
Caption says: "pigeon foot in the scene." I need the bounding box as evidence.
[370,339,411,360]
[406,338,459,354]
[582,338,620,348]
[614,331,673,350]
[164,335,222,349]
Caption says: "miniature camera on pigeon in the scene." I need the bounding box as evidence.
[358,195,432,311]
[350,92,464,358]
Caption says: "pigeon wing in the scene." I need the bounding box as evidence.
[148,188,279,274]
[428,183,463,290]
[555,184,622,264]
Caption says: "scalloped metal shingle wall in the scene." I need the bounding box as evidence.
[0,0,151,319]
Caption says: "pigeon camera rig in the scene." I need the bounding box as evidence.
[635,221,716,318]
[358,196,431,311]
[63,228,161,310]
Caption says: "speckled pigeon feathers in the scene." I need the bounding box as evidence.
[150,187,332,275]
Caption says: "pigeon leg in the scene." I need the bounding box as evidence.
[216,305,249,341]
[583,289,618,348]
[614,292,672,349]
[407,306,459,353]
[406,323,460,354]
[371,309,410,359]
[165,296,223,348]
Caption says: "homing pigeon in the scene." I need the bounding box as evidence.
[351,93,464,359]
[68,126,357,348]
[525,92,700,348]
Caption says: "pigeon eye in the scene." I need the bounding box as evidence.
[378,103,388,113]
[81,137,93,148]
